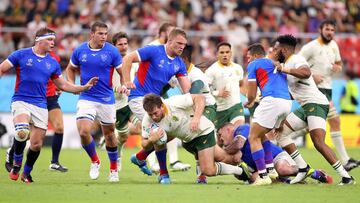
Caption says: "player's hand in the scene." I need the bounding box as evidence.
[149,127,164,144]
[244,101,254,108]
[274,61,282,72]
[218,88,230,98]
[117,85,130,96]
[331,63,342,73]
[125,81,136,89]
[83,77,99,90]
[190,118,200,132]
[312,74,324,85]
[55,89,63,95]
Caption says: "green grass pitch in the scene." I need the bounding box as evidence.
[0,147,359,203]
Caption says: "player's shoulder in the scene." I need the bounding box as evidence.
[103,42,118,51]
[14,47,32,55]
[73,42,89,52]
[231,62,243,69]
[329,40,339,48]
[291,54,307,63]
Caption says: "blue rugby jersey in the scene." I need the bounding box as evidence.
[8,47,62,109]
[129,45,187,100]
[247,58,290,100]
[70,42,122,104]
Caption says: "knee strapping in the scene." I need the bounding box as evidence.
[327,106,338,119]
[15,123,30,141]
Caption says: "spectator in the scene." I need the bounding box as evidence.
[0,32,15,61]
[340,71,359,114]
[27,12,47,40]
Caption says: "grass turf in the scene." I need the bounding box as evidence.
[0,147,359,203]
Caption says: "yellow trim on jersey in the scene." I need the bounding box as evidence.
[317,37,324,46]
[162,103,169,116]
[187,63,194,73]
[285,54,294,64]
[217,60,233,68]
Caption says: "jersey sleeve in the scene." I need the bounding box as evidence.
[235,64,244,81]
[141,116,152,138]
[168,93,193,109]
[333,42,341,62]
[293,55,309,69]
[175,59,188,78]
[70,47,80,67]
[112,48,122,69]
[247,61,257,81]
[298,43,312,61]
[7,49,22,67]
[51,62,62,80]
[137,45,156,62]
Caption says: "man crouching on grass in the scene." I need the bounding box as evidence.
[130,93,251,184]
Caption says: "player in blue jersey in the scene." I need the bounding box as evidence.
[0,27,98,183]
[66,22,122,182]
[244,43,292,185]
[122,28,191,183]
[217,123,333,184]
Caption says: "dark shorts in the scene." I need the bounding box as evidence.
[204,104,217,122]
[319,88,332,102]
[115,105,133,130]
[214,103,244,129]
[182,131,216,156]
[47,95,61,111]
[293,103,329,122]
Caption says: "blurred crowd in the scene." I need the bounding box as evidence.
[0,0,359,74]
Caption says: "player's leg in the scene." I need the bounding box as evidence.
[21,126,46,183]
[308,115,354,185]
[168,138,191,172]
[48,103,67,172]
[99,103,119,182]
[278,114,311,184]
[76,100,101,180]
[196,132,249,180]
[153,142,170,184]
[328,102,359,171]
[9,102,31,181]
[115,105,133,171]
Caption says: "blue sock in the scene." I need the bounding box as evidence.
[106,146,118,171]
[23,164,33,175]
[82,140,99,163]
[252,149,266,172]
[51,133,63,163]
[262,140,274,166]
[155,149,168,175]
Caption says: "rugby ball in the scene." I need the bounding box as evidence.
[150,123,167,145]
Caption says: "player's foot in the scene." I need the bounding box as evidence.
[252,175,272,186]
[130,154,152,176]
[89,162,101,180]
[108,170,119,182]
[311,169,333,184]
[49,162,68,172]
[5,148,13,173]
[196,175,207,184]
[158,174,171,184]
[150,163,160,174]
[290,164,312,184]
[234,162,251,182]
[170,161,191,172]
[344,158,359,171]
[267,167,279,181]
[21,173,34,184]
[9,165,21,181]
[338,176,356,185]
[117,158,122,172]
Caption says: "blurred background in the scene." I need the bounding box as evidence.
[0,0,359,148]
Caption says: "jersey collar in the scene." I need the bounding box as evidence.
[217,60,233,68]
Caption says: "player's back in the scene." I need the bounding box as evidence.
[247,58,290,100]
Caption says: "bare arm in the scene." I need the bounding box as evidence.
[245,81,257,108]
[53,76,98,94]
[190,94,205,132]
[177,76,191,93]
[122,51,140,89]
[275,62,311,79]
[65,63,77,84]
[332,60,342,73]
[0,60,13,77]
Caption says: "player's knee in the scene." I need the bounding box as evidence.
[30,139,43,151]
[327,107,338,120]
[53,122,64,133]
[328,116,340,129]
[201,166,216,176]
[15,123,30,142]
[277,135,294,148]
[117,133,128,143]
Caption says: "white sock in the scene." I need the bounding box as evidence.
[332,161,351,178]
[215,162,243,176]
[167,138,179,164]
[118,142,125,158]
[330,131,350,164]
[290,150,307,169]
[196,160,201,177]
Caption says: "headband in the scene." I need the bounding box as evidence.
[35,33,56,42]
